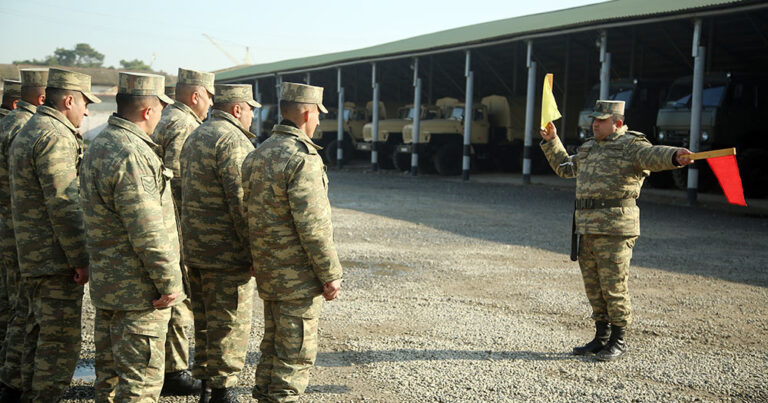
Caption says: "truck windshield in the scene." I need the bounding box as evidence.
[260,107,272,121]
[322,110,337,120]
[448,107,465,120]
[666,81,726,108]
[399,108,413,119]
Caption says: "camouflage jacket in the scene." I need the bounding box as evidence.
[242,122,343,301]
[153,101,202,208]
[541,126,680,236]
[0,101,36,266]
[180,109,254,270]
[80,114,184,311]
[8,105,89,277]
[0,108,9,119]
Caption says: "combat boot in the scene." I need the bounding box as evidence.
[161,369,202,396]
[210,387,238,403]
[0,384,21,403]
[199,380,212,403]
[595,324,627,361]
[572,321,610,356]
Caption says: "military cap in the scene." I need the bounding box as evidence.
[177,68,214,95]
[589,100,625,119]
[165,84,176,99]
[118,72,174,105]
[2,80,21,98]
[214,84,261,108]
[280,82,328,113]
[47,68,101,103]
[20,68,49,88]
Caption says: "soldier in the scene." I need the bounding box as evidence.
[79,72,183,402]
[7,68,98,401]
[153,67,214,396]
[539,100,693,361]
[0,68,48,402]
[180,83,259,402]
[0,80,21,118]
[165,84,176,100]
[242,82,343,402]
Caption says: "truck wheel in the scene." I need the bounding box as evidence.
[672,165,715,192]
[739,148,768,198]
[377,149,395,169]
[492,145,522,173]
[433,144,462,176]
[392,151,410,171]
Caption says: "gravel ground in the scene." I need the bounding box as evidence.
[64,168,768,402]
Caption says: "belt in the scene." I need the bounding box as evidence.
[575,198,636,209]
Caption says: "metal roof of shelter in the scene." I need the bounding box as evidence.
[216,0,762,81]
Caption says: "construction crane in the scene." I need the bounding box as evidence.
[203,33,251,66]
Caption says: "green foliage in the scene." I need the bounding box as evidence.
[13,43,104,67]
[119,59,152,71]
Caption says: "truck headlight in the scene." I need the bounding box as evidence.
[701,131,709,142]
[657,131,665,141]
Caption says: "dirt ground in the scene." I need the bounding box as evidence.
[65,168,768,402]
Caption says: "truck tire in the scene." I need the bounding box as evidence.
[492,145,522,173]
[739,148,768,198]
[325,138,354,166]
[433,144,462,176]
[392,151,410,171]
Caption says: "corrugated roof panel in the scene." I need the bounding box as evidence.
[216,0,748,81]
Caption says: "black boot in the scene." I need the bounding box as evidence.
[573,321,610,356]
[0,384,21,403]
[199,380,212,403]
[161,369,203,396]
[210,387,238,403]
[595,324,627,361]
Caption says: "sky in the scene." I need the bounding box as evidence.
[0,0,607,74]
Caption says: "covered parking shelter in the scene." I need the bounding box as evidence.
[216,0,768,204]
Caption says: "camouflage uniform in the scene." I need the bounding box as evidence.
[0,79,21,119]
[181,83,259,389]
[80,72,181,402]
[540,102,681,327]
[8,68,100,401]
[243,82,341,402]
[152,68,213,377]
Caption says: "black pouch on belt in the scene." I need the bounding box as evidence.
[570,203,579,262]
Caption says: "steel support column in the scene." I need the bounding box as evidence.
[337,68,344,168]
[371,63,380,171]
[523,41,536,184]
[410,58,421,176]
[599,31,610,100]
[688,19,705,205]
[254,80,262,141]
[462,50,473,181]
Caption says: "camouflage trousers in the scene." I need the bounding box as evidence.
[164,294,192,373]
[578,234,637,327]
[20,274,83,402]
[253,295,323,403]
[189,266,254,388]
[94,307,172,403]
[0,260,9,347]
[0,277,29,390]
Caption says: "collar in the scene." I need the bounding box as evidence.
[37,105,77,135]
[16,100,38,115]
[271,124,322,151]
[108,114,159,148]
[210,109,255,139]
[598,125,628,142]
[170,101,202,124]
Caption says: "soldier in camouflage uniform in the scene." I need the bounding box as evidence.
[80,72,183,402]
[153,68,214,396]
[540,100,693,361]
[243,82,343,402]
[7,68,99,401]
[180,83,259,403]
[0,68,48,402]
[0,79,21,119]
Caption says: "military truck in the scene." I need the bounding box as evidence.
[395,95,517,175]
[356,104,444,169]
[314,101,386,164]
[654,72,768,197]
[249,103,278,143]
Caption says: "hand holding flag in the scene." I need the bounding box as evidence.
[541,73,561,130]
[679,147,747,206]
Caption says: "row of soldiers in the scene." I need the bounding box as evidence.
[0,67,342,402]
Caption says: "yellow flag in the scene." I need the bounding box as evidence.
[541,73,561,129]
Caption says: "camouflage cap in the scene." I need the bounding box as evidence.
[47,68,101,103]
[280,82,328,113]
[2,80,21,98]
[177,68,215,95]
[118,72,174,105]
[20,69,49,88]
[214,84,261,108]
[589,100,625,119]
[165,84,176,99]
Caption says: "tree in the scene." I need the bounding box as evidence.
[119,59,152,71]
[14,43,104,67]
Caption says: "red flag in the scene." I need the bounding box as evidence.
[706,155,747,206]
